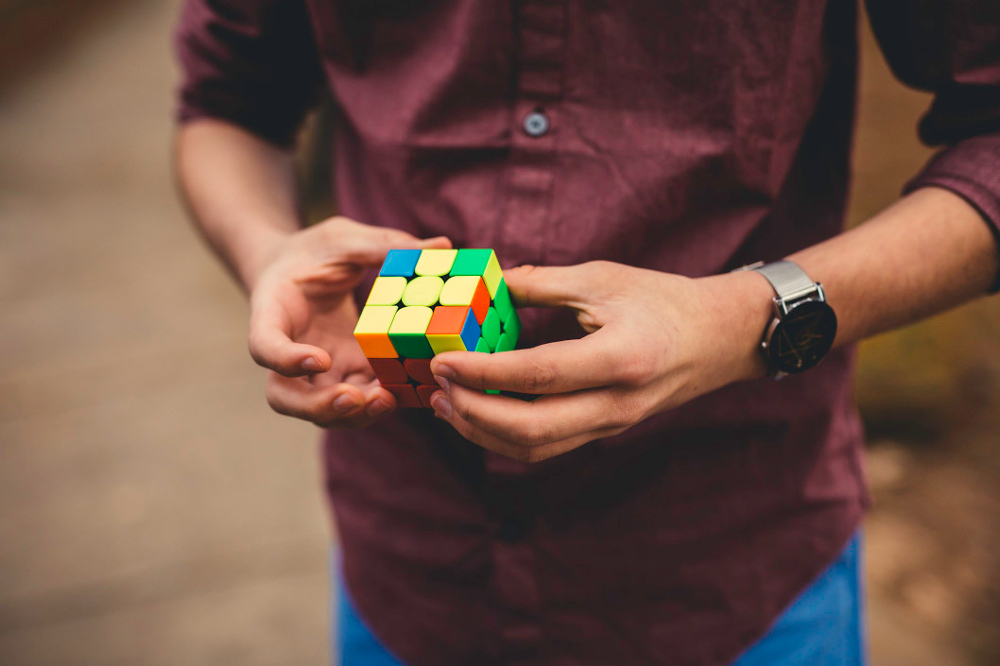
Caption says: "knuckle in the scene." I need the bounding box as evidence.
[616,348,654,385]
[462,364,490,392]
[265,391,292,417]
[507,446,533,463]
[521,446,549,464]
[378,228,400,246]
[605,393,645,429]
[520,420,555,447]
[450,392,473,422]
[583,260,616,278]
[247,334,266,365]
[523,358,559,393]
[458,420,487,446]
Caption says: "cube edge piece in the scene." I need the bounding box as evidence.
[354,305,399,358]
[367,276,407,306]
[388,305,434,358]
[415,248,458,276]
[482,250,503,298]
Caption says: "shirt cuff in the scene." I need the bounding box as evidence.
[903,132,1000,293]
[176,92,303,149]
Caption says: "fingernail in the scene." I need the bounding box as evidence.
[368,399,392,417]
[434,375,450,393]
[334,394,360,412]
[302,356,323,372]
[431,393,452,419]
[434,363,455,379]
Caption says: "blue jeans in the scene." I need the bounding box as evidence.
[334,533,867,666]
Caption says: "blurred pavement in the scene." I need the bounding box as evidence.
[0,2,330,665]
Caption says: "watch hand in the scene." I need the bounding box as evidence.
[795,312,824,345]
[778,328,803,366]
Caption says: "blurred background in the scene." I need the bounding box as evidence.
[0,1,997,664]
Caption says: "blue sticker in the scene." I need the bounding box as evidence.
[459,308,481,351]
[379,249,422,277]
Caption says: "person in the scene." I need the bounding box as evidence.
[173,2,1000,665]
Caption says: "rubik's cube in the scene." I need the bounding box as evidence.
[353,248,521,408]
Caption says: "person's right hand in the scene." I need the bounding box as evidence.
[248,216,451,428]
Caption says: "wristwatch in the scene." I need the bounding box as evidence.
[735,260,838,378]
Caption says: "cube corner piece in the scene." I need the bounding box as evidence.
[354,305,398,358]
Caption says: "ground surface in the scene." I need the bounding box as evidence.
[0,3,328,665]
[0,1,997,664]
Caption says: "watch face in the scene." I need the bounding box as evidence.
[767,299,838,374]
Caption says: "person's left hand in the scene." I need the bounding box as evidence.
[428,261,774,462]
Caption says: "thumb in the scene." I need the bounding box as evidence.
[329,217,452,266]
[503,264,590,308]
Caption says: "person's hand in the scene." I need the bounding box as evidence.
[248,216,451,428]
[428,261,773,461]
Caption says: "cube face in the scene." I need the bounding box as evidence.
[354,248,521,407]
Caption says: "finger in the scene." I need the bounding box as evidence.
[502,263,593,309]
[266,373,395,429]
[442,380,635,446]
[361,383,398,419]
[432,328,631,394]
[248,296,331,376]
[428,389,625,463]
[330,218,452,267]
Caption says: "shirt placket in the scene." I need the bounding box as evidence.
[486,2,567,663]
[493,0,566,270]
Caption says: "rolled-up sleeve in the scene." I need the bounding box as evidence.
[867,0,1000,288]
[174,0,323,147]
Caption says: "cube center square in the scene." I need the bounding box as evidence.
[354,248,521,407]
[402,276,444,306]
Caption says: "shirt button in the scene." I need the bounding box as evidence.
[522,111,549,137]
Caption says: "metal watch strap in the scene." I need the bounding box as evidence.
[751,260,818,303]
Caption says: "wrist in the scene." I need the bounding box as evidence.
[697,270,773,384]
[235,224,294,293]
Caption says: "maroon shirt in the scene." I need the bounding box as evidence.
[175,2,1000,664]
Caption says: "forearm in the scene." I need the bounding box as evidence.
[719,187,998,382]
[174,119,301,291]
[788,187,998,347]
